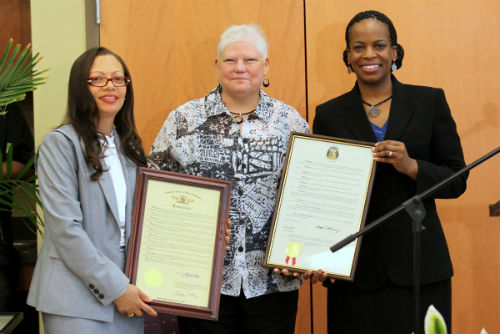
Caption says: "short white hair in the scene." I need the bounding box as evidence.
[217,24,268,59]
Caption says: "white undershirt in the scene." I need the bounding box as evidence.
[102,135,127,247]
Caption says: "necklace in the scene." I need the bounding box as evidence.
[220,95,257,124]
[229,109,256,124]
[361,96,392,118]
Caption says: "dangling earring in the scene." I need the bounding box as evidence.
[347,64,352,74]
[262,77,270,87]
[391,62,397,71]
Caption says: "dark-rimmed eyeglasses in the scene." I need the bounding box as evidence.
[86,76,131,87]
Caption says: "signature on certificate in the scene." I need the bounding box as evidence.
[182,272,200,278]
[315,225,340,233]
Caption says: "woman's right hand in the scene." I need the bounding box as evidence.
[113,284,158,317]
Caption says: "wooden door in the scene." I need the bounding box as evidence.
[0,0,30,47]
[305,0,500,332]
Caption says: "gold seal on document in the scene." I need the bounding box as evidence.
[285,242,302,266]
[144,268,163,288]
[326,146,339,160]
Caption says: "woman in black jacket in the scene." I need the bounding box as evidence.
[313,10,467,333]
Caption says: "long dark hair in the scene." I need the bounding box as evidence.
[64,47,146,181]
[342,10,405,70]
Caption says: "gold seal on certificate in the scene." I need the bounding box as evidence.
[125,168,231,320]
[264,133,376,281]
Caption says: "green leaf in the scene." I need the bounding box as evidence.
[0,43,21,87]
[424,305,447,334]
[5,143,13,179]
[4,46,32,87]
[0,95,26,108]
[0,39,13,70]
[0,144,44,236]
[0,178,44,235]
[15,154,35,180]
[0,39,49,108]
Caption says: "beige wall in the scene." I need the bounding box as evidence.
[30,0,88,146]
[30,1,88,331]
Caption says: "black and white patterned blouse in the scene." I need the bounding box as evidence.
[148,86,310,298]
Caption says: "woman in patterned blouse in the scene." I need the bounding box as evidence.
[148,24,309,334]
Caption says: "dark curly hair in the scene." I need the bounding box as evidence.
[342,10,405,71]
[62,47,146,181]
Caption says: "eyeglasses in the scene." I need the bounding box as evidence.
[86,76,131,87]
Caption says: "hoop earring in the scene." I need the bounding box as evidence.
[391,62,397,71]
[262,77,270,87]
[347,64,352,74]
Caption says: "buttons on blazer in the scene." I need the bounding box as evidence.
[238,246,244,252]
[89,284,103,299]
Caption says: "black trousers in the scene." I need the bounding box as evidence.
[327,278,451,334]
[178,290,299,334]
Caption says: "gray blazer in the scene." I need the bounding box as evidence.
[27,124,138,322]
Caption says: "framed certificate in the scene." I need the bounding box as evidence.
[0,312,23,334]
[264,133,376,281]
[125,168,232,320]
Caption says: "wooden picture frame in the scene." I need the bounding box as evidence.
[125,167,232,320]
[264,133,376,281]
[0,312,23,334]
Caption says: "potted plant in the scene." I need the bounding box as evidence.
[424,305,488,334]
[0,38,48,234]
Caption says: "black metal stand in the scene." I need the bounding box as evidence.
[402,196,426,334]
[330,145,500,334]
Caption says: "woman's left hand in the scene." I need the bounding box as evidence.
[273,268,301,278]
[373,140,418,181]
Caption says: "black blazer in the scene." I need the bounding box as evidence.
[314,77,467,289]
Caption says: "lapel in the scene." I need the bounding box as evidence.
[385,77,415,141]
[341,77,415,142]
[95,132,121,227]
[59,125,121,226]
[341,84,377,142]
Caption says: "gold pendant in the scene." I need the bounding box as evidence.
[233,114,243,124]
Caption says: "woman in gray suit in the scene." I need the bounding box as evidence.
[27,47,158,333]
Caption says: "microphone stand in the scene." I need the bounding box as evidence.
[330,146,500,334]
